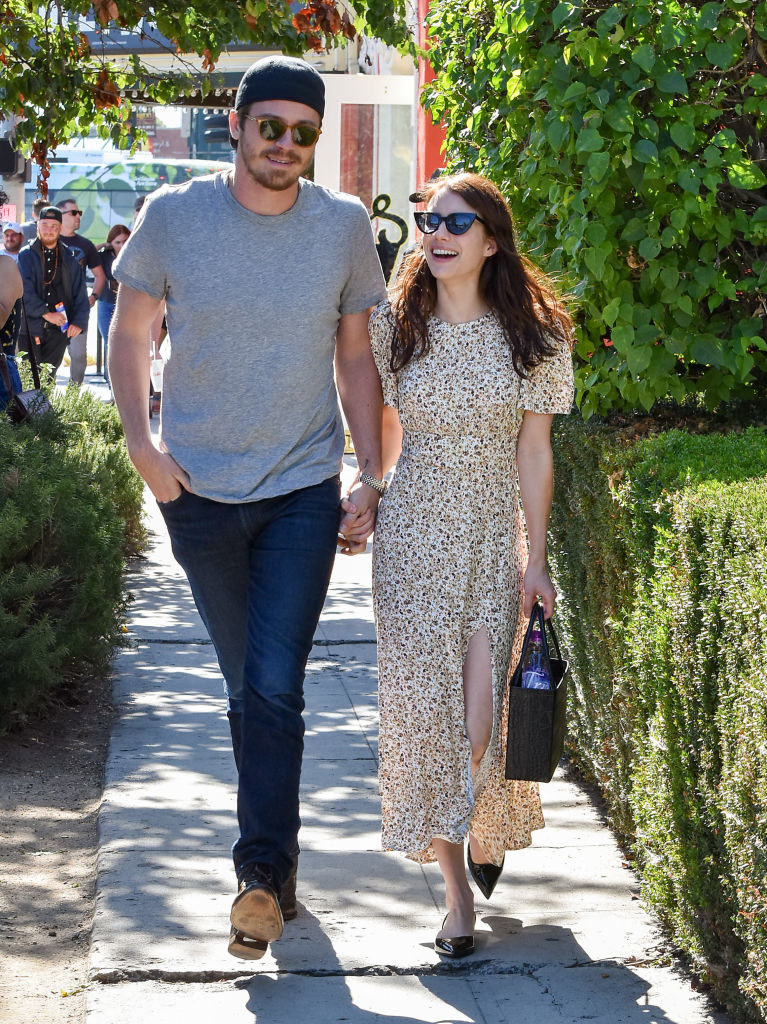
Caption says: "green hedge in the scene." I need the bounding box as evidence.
[0,386,145,725]
[549,419,767,1020]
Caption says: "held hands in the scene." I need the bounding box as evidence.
[523,561,556,620]
[337,482,380,556]
[130,441,191,504]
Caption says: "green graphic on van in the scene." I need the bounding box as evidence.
[29,158,231,241]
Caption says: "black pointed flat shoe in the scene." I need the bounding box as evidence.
[467,846,504,900]
[434,913,476,959]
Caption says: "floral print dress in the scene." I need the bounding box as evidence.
[370,300,574,865]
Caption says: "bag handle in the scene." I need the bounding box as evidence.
[531,601,564,666]
[20,298,43,392]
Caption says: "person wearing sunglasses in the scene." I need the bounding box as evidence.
[57,197,107,384]
[108,56,386,962]
[363,173,574,959]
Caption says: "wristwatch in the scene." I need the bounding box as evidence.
[358,472,387,495]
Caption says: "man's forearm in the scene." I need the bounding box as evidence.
[109,323,153,458]
[336,351,383,479]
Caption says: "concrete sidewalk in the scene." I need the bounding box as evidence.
[86,469,730,1023]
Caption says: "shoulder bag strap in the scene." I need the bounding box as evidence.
[19,298,42,391]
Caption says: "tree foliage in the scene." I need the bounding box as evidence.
[0,0,411,194]
[423,0,767,416]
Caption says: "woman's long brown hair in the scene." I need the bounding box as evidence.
[389,173,572,375]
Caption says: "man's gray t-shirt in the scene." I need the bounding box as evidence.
[114,172,386,502]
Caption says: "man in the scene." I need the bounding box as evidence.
[57,197,107,384]
[21,197,48,243]
[3,222,24,263]
[110,56,387,961]
[17,206,89,371]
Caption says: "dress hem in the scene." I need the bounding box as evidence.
[381,819,545,865]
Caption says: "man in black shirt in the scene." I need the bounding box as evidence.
[57,198,106,383]
[17,207,89,372]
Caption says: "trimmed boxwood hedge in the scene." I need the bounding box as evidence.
[549,418,767,1021]
[0,385,145,726]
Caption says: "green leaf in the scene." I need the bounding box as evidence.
[631,44,655,73]
[678,168,701,194]
[547,119,569,149]
[596,6,623,37]
[634,139,658,163]
[657,71,688,95]
[728,159,767,190]
[585,222,608,246]
[576,127,604,153]
[690,338,726,366]
[638,237,661,260]
[552,2,573,28]
[698,3,722,31]
[603,296,621,326]
[584,245,609,276]
[587,150,611,181]
[612,324,635,352]
[705,41,734,68]
[626,344,652,375]
[622,218,647,242]
[562,81,588,103]
[669,122,695,151]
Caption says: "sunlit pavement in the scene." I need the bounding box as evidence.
[84,422,731,1023]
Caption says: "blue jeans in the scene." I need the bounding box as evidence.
[96,300,114,381]
[158,476,341,886]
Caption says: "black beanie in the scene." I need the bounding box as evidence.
[235,57,325,120]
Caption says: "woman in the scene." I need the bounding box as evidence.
[97,224,131,381]
[367,173,574,958]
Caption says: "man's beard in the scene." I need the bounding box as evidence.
[243,146,308,192]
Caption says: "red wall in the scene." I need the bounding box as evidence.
[416,0,447,188]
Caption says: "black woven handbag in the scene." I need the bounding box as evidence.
[505,602,569,783]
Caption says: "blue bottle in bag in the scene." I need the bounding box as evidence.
[520,621,551,690]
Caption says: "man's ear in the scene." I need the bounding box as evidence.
[228,109,241,141]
